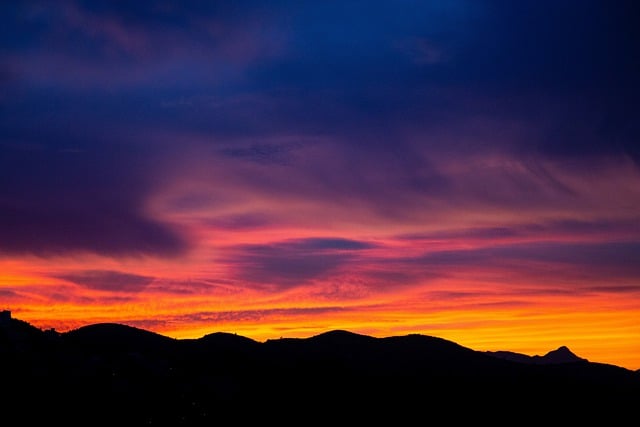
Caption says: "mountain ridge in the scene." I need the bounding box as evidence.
[484,344,589,365]
[0,310,630,369]
[1,311,639,425]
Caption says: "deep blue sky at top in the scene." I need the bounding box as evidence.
[0,0,638,257]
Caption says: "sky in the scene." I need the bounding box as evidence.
[1,0,639,370]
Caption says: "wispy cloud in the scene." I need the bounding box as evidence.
[55,270,155,293]
[223,237,377,289]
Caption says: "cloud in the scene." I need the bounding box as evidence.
[2,0,287,89]
[398,218,640,243]
[0,289,21,300]
[0,129,188,258]
[220,142,299,165]
[55,270,155,293]
[395,36,450,65]
[0,202,187,258]
[176,306,347,324]
[586,285,640,294]
[284,237,376,251]
[223,237,377,289]
[147,279,234,295]
[204,212,277,231]
[395,240,640,287]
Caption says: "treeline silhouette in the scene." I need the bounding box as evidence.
[1,311,638,425]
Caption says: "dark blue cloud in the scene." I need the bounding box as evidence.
[291,238,376,251]
[224,237,376,288]
[204,212,276,231]
[412,241,640,279]
[5,0,636,154]
[0,136,187,257]
[220,142,298,164]
[470,1,640,162]
[55,270,154,292]
[398,219,640,241]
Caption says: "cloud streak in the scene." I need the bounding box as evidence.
[55,270,155,293]
[223,237,377,289]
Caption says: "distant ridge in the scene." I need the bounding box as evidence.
[485,344,588,365]
[541,345,588,363]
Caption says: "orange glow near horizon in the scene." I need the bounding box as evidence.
[4,236,640,371]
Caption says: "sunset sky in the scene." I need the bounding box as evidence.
[1,1,639,370]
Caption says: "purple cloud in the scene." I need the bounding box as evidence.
[223,237,377,288]
[390,240,640,288]
[398,218,640,242]
[0,128,188,257]
[55,270,155,293]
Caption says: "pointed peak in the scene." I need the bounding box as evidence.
[540,345,587,364]
[547,345,572,355]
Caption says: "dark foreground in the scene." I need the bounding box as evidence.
[1,313,638,425]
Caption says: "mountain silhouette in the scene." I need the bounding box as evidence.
[485,344,587,365]
[1,311,638,425]
[63,322,176,352]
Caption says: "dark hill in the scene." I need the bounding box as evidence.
[196,330,261,350]
[62,322,177,353]
[1,313,638,425]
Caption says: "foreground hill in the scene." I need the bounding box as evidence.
[1,312,638,425]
